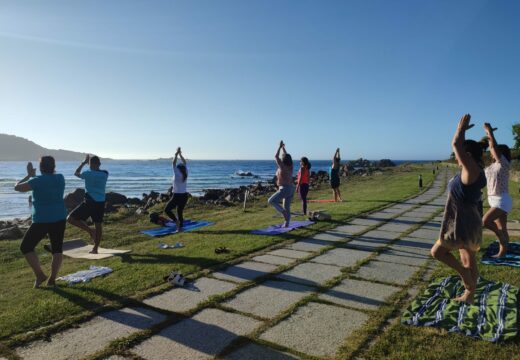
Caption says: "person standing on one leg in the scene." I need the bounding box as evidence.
[165,147,189,232]
[483,123,512,258]
[418,174,423,189]
[268,141,294,227]
[15,157,67,288]
[68,155,109,254]
[431,114,486,304]
[330,148,342,202]
[296,157,311,215]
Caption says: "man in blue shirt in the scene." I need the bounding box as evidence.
[68,155,108,254]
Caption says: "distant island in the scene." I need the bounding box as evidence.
[0,134,91,161]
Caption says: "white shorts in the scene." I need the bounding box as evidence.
[487,193,513,213]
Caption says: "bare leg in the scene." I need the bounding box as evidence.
[431,242,475,303]
[483,207,508,257]
[47,253,63,286]
[68,217,95,241]
[337,188,343,202]
[24,252,47,288]
[459,248,479,288]
[90,223,102,254]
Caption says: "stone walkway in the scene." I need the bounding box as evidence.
[15,171,450,360]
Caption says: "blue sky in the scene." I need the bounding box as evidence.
[1,0,519,160]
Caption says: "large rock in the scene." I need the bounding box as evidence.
[0,226,23,240]
[105,192,127,205]
[64,188,85,210]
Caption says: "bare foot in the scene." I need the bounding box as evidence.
[34,275,48,289]
[491,245,508,258]
[454,289,475,304]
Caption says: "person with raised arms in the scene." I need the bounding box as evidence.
[296,157,311,215]
[268,140,294,227]
[14,157,67,288]
[431,114,486,303]
[165,147,189,232]
[330,148,342,202]
[68,155,109,254]
[483,123,512,258]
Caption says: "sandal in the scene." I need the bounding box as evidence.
[164,271,187,287]
[215,247,230,254]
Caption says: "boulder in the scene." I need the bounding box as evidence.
[0,226,23,240]
[105,192,127,205]
[64,188,85,210]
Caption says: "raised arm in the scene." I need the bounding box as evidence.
[275,140,284,166]
[484,123,501,163]
[178,150,187,165]
[173,147,180,167]
[74,154,89,178]
[452,114,480,184]
[14,162,36,192]
[332,148,340,162]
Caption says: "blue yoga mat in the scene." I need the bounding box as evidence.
[481,241,520,267]
[251,220,314,235]
[141,220,214,237]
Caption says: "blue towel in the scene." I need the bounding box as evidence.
[57,266,113,285]
[481,241,520,267]
[141,220,213,237]
[251,220,314,235]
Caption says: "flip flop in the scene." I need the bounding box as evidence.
[164,271,187,287]
[215,247,230,254]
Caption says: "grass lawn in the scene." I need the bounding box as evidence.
[0,164,435,349]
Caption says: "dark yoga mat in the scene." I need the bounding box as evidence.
[141,220,213,237]
[481,241,520,267]
[251,220,314,235]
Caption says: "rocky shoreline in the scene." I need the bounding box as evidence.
[0,166,394,240]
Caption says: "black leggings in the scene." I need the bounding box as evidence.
[299,183,309,215]
[165,193,189,228]
[20,220,66,254]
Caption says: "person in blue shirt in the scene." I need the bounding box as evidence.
[68,155,108,254]
[14,156,67,288]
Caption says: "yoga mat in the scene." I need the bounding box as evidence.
[58,266,113,284]
[47,239,131,260]
[251,220,314,235]
[308,199,336,203]
[481,241,520,267]
[402,276,518,342]
[141,220,214,237]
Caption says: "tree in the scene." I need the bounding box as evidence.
[512,123,520,149]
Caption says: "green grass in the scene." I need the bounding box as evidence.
[360,176,520,360]
[0,164,434,348]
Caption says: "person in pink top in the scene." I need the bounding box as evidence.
[268,140,294,227]
[482,123,512,258]
[296,157,311,215]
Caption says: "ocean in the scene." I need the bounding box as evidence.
[0,159,424,220]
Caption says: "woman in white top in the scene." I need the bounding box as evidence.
[164,147,189,232]
[482,123,512,258]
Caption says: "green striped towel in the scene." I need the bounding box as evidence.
[402,276,518,342]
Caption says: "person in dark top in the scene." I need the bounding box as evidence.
[68,155,109,254]
[14,156,67,288]
[431,114,486,304]
[165,147,189,232]
[330,148,342,202]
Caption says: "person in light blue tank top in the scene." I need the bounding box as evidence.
[68,155,108,254]
[14,156,67,288]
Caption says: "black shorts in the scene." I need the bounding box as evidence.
[21,220,66,254]
[69,195,106,223]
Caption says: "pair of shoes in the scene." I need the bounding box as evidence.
[215,247,230,254]
[164,271,187,287]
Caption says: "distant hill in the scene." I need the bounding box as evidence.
[0,134,89,161]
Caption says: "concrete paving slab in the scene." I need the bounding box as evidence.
[213,261,279,283]
[401,212,431,220]
[366,211,397,220]
[287,239,332,252]
[144,277,237,313]
[350,217,384,226]
[343,236,390,251]
[376,222,414,233]
[354,261,420,285]
[388,216,423,225]
[362,229,401,240]
[311,247,371,268]
[408,228,439,240]
[18,307,166,360]
[379,207,406,214]
[133,308,262,360]
[319,278,400,310]
[105,356,129,360]
[276,262,342,287]
[260,302,368,358]
[268,249,312,259]
[224,280,314,319]
[389,243,432,257]
[386,203,416,211]
[333,224,369,236]
[252,254,296,266]
[224,343,300,360]
[311,230,349,242]
[375,249,430,267]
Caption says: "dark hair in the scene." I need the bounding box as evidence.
[463,140,484,167]
[301,157,311,170]
[478,137,489,151]
[282,153,293,167]
[90,156,101,165]
[497,144,512,162]
[40,156,55,174]
[177,164,188,182]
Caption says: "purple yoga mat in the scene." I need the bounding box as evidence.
[251,220,314,235]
